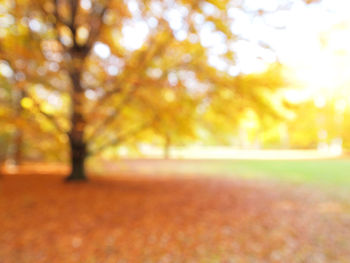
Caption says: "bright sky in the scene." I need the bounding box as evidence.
[112,0,350,104]
[235,0,350,103]
[66,0,350,105]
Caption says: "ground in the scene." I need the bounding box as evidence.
[1,160,350,262]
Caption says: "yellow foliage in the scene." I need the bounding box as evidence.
[20,97,34,109]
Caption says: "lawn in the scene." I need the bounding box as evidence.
[199,159,350,187]
[103,158,350,189]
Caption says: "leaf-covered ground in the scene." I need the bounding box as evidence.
[1,168,350,262]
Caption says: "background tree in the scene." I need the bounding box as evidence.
[197,64,286,146]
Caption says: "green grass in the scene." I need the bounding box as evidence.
[192,159,350,187]
[104,158,350,190]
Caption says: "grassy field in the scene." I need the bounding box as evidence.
[104,158,350,189]
[199,159,350,185]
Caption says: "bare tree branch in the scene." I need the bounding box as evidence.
[54,0,68,27]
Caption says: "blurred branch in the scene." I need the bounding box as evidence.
[86,84,138,141]
[88,118,153,157]
[26,72,67,92]
[0,99,11,106]
[26,93,67,135]
[85,85,123,115]
[86,26,174,122]
[69,0,79,30]
[0,52,67,135]
[84,2,110,53]
[54,0,68,28]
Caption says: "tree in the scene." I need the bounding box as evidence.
[0,0,317,180]
[197,64,286,145]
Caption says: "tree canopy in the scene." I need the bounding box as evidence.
[0,0,305,179]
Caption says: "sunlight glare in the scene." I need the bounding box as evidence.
[314,96,326,108]
[80,0,91,10]
[121,21,149,51]
[93,42,111,59]
[0,60,13,78]
[284,89,311,104]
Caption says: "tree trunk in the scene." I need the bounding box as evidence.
[13,130,22,166]
[65,65,87,181]
[6,87,24,168]
[163,134,171,159]
[66,135,87,181]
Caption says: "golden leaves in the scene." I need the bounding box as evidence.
[20,97,34,109]
[1,171,349,262]
[75,26,89,46]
